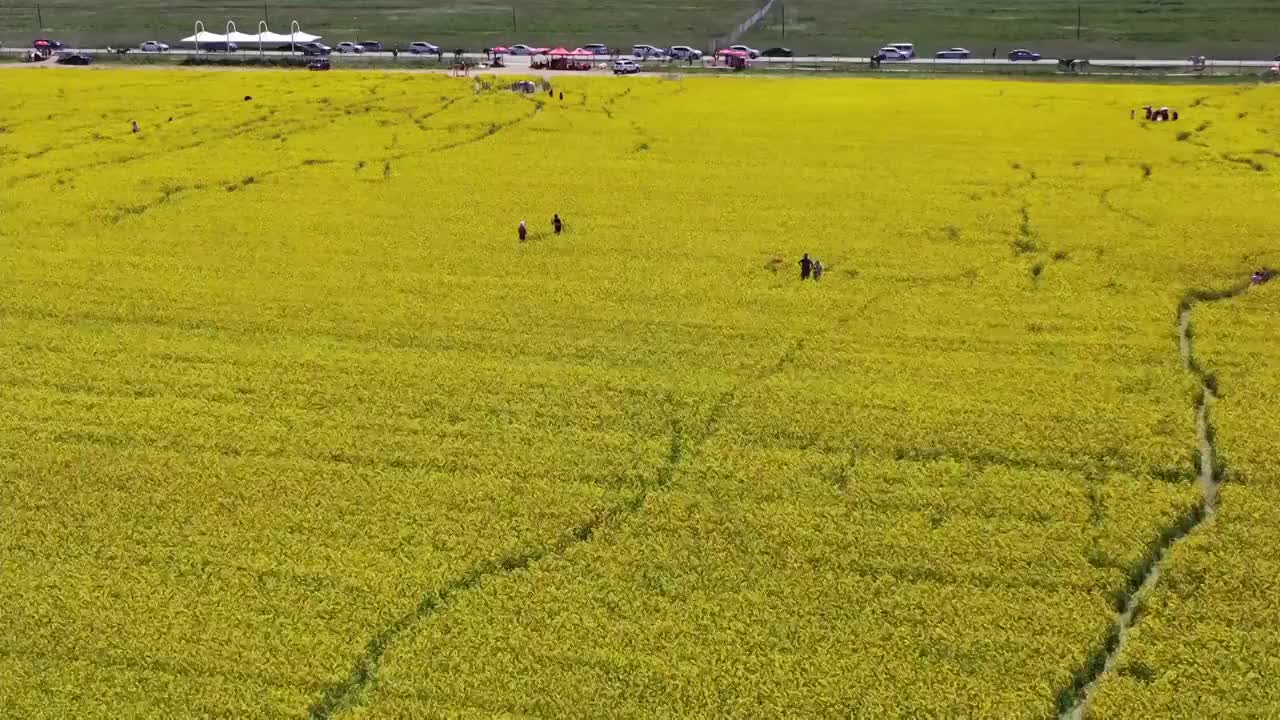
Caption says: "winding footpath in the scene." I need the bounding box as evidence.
[1059,281,1251,719]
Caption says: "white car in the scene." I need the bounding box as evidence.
[668,45,703,60]
[877,47,911,60]
[409,41,439,54]
[887,42,915,58]
[336,42,364,54]
[729,44,760,58]
[935,47,971,59]
[632,44,665,58]
[509,44,538,55]
[139,41,169,52]
[612,59,640,74]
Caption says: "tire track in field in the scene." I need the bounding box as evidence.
[304,336,807,720]
[1055,279,1253,719]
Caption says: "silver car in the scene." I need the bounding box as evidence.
[139,40,170,52]
[336,42,364,54]
[632,44,665,58]
[935,47,970,59]
[668,45,703,60]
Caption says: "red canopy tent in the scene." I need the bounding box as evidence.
[716,48,750,69]
[568,48,593,56]
[546,47,571,56]
[491,46,509,53]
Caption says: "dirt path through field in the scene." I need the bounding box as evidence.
[1058,281,1252,719]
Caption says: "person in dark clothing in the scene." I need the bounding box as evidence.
[131,120,139,134]
[552,214,563,235]
[799,253,813,280]
[518,221,527,241]
[559,91,564,101]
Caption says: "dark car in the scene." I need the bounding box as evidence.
[299,42,332,56]
[308,58,331,71]
[1008,48,1041,61]
[56,52,92,65]
[760,47,793,58]
[358,41,384,52]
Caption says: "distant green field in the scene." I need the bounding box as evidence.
[745,0,1280,59]
[1,0,1278,59]
[0,0,754,51]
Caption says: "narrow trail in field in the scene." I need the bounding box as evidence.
[724,0,779,44]
[1057,280,1251,719]
[305,336,807,720]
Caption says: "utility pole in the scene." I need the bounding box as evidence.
[511,6,517,33]
[36,4,44,29]
[264,4,269,26]
[781,1,785,40]
[1077,5,1081,40]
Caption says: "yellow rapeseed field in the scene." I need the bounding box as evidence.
[0,68,1276,718]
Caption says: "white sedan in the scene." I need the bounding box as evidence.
[729,44,760,58]
[139,41,170,52]
[336,42,364,54]
[877,47,912,60]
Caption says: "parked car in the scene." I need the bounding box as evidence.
[336,42,364,54]
[409,41,439,54]
[668,45,703,60]
[56,52,92,65]
[1008,48,1041,61]
[509,44,537,55]
[760,47,793,58]
[139,40,170,52]
[32,39,64,50]
[613,59,640,74]
[582,43,610,55]
[308,58,331,71]
[299,42,332,56]
[729,44,760,58]
[632,44,665,58]
[358,41,384,52]
[198,41,239,52]
[887,42,915,58]
[935,47,970,59]
[877,47,911,60]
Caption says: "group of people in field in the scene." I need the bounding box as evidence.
[798,253,825,281]
[518,214,563,241]
[1252,268,1276,285]
[1133,105,1179,122]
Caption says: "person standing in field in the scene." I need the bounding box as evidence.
[813,259,824,281]
[518,221,527,241]
[131,120,139,134]
[799,253,813,280]
[553,214,563,235]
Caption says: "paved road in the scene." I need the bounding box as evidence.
[3,46,1274,69]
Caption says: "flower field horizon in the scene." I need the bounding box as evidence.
[0,70,1277,717]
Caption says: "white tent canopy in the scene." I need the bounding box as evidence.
[181,27,321,44]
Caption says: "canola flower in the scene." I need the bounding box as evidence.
[0,69,1276,718]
